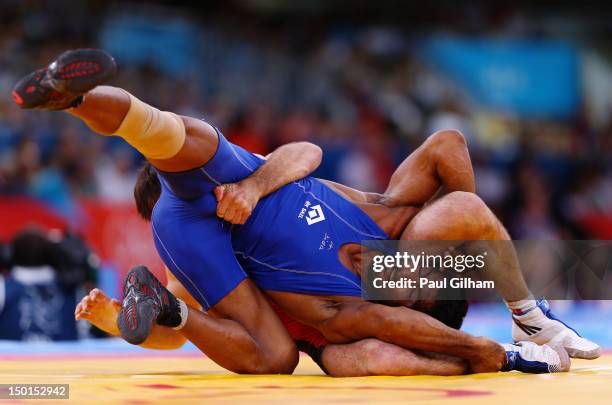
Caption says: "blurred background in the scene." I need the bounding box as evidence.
[0,0,610,343]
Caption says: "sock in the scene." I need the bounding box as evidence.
[506,298,537,316]
[172,299,189,331]
[156,289,183,328]
[507,298,552,329]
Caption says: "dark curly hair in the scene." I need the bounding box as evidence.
[134,162,161,221]
[411,299,469,330]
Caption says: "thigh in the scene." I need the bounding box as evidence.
[400,191,497,240]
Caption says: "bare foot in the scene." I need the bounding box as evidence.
[75,288,121,336]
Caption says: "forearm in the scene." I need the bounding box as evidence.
[244,142,322,198]
[322,340,469,377]
[326,302,493,362]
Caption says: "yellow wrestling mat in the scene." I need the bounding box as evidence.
[1,353,611,405]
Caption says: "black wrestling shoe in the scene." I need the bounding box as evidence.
[12,48,116,110]
[117,265,182,345]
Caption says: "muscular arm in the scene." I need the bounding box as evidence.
[215,142,322,224]
[255,142,322,195]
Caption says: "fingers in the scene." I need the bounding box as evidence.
[215,183,255,224]
[224,205,239,224]
[221,200,252,224]
[237,211,249,225]
[216,185,233,219]
[216,196,230,220]
[214,185,225,202]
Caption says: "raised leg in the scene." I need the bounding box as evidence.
[68,85,219,172]
[400,191,531,301]
[396,191,601,359]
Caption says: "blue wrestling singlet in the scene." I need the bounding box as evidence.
[232,178,388,297]
[151,129,388,310]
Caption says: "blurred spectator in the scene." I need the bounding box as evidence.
[95,148,137,202]
[0,0,609,243]
[0,243,10,274]
[0,229,98,341]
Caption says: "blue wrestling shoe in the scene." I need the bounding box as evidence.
[501,341,570,373]
[512,299,601,360]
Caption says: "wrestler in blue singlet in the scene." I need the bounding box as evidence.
[152,130,388,310]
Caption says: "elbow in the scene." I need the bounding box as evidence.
[299,142,323,174]
[310,143,323,168]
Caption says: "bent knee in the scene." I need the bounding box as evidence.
[443,191,500,234]
[272,344,300,374]
[253,346,299,374]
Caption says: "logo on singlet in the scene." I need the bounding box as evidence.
[298,200,326,225]
[306,204,325,225]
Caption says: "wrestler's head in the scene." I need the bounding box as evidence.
[410,299,469,330]
[134,162,161,221]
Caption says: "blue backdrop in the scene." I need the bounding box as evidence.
[421,36,580,118]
